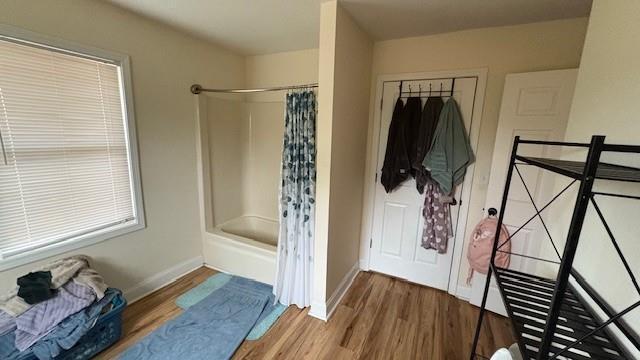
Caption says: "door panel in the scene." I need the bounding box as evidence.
[470,69,578,315]
[370,77,478,290]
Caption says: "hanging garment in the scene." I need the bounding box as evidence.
[422,98,475,194]
[380,98,410,192]
[413,96,444,194]
[403,97,423,177]
[274,89,316,308]
[420,178,453,254]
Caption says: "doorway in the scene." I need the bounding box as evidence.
[360,69,487,294]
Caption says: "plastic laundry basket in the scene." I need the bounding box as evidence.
[18,289,126,360]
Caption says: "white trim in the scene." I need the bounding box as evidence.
[359,68,488,297]
[456,284,471,301]
[309,262,360,321]
[0,222,145,272]
[123,256,204,304]
[308,301,328,321]
[0,24,145,271]
[359,258,370,271]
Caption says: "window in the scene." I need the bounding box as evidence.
[0,28,144,269]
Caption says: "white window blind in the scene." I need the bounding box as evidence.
[0,38,138,259]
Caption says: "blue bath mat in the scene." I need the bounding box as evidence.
[121,277,272,360]
[175,273,287,340]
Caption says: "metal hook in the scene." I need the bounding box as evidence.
[429,83,432,96]
[408,84,412,96]
[418,84,422,97]
[439,82,443,95]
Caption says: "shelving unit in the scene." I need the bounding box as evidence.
[470,135,640,360]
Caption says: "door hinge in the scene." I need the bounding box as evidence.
[380,97,383,110]
[375,172,378,183]
[369,238,373,248]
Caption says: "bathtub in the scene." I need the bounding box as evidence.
[202,215,279,285]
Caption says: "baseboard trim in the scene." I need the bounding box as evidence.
[359,258,369,271]
[123,256,204,304]
[456,284,471,301]
[308,301,327,321]
[202,263,230,274]
[309,262,360,322]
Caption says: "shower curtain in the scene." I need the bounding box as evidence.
[273,89,316,308]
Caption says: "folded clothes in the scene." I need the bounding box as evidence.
[0,289,118,360]
[0,256,107,317]
[32,289,119,360]
[17,271,55,305]
[0,311,16,336]
[15,282,95,352]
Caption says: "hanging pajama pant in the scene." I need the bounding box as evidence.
[421,178,453,254]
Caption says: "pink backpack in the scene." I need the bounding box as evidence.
[466,215,510,284]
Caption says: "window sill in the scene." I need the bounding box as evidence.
[0,220,146,272]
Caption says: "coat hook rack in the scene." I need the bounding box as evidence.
[398,77,458,98]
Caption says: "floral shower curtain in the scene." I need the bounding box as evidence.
[273,89,316,308]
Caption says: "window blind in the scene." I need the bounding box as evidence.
[0,38,136,259]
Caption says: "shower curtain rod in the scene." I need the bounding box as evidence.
[190,83,318,94]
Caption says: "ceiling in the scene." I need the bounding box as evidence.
[108,0,592,55]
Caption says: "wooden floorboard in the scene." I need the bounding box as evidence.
[97,267,514,359]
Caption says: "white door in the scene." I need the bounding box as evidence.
[369,77,478,290]
[470,69,578,314]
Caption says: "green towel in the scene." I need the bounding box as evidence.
[422,98,474,194]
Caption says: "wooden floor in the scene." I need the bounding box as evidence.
[97,267,514,359]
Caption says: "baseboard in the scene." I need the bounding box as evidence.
[202,263,228,273]
[123,255,204,304]
[309,262,360,322]
[308,301,327,321]
[456,284,471,301]
[359,258,369,271]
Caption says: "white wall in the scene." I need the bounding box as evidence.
[314,0,373,312]
[364,18,589,290]
[547,0,640,355]
[0,0,245,295]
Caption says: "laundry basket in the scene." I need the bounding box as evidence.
[16,289,126,360]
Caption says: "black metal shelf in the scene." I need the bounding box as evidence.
[494,266,626,360]
[516,156,640,183]
[471,136,640,360]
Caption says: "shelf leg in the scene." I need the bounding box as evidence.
[470,136,520,359]
[537,135,605,359]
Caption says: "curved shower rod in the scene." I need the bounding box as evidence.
[190,83,318,94]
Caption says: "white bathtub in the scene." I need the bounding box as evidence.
[202,215,279,285]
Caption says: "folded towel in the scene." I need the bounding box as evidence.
[0,256,107,317]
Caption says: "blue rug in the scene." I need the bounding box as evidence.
[120,277,273,360]
[175,273,287,340]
